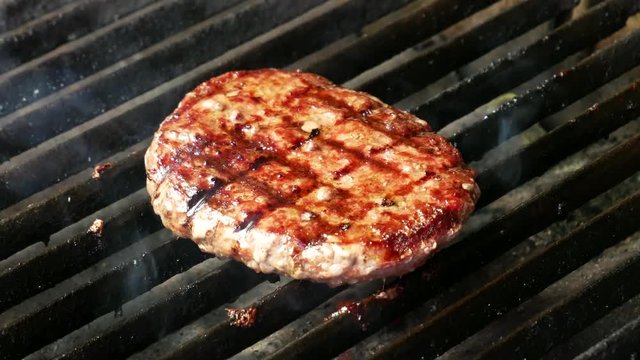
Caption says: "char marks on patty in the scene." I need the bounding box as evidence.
[145,69,479,285]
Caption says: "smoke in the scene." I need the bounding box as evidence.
[121,238,160,315]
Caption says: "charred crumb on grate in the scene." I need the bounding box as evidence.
[91,162,113,179]
[87,219,104,237]
[373,285,402,300]
[327,302,366,324]
[226,307,258,328]
[325,285,403,330]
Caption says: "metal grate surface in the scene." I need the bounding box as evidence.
[1,0,639,359]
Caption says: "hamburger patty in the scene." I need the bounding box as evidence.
[145,69,479,285]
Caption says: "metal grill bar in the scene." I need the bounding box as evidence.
[0,0,77,33]
[475,79,640,207]
[450,29,640,162]
[234,280,385,360]
[0,0,323,160]
[542,292,640,359]
[415,0,639,129]
[0,141,147,257]
[0,0,156,73]
[0,0,245,117]
[355,190,640,359]
[134,280,340,360]
[0,0,406,208]
[0,190,160,312]
[25,259,268,360]
[0,230,206,359]
[261,134,640,359]
[290,0,498,82]
[457,134,640,274]
[347,0,577,103]
[441,228,640,359]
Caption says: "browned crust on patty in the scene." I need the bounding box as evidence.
[145,69,479,285]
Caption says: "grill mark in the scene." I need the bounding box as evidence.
[393,170,449,199]
[332,162,358,180]
[286,87,460,242]
[238,151,368,233]
[369,137,444,162]
[279,84,442,180]
[363,109,429,138]
[361,117,452,161]
[309,128,321,138]
[209,127,320,189]
[218,79,423,237]
[153,73,342,241]
[236,177,298,206]
[154,128,214,184]
[186,177,226,217]
[309,89,445,160]
[173,127,348,240]
[283,85,314,106]
[166,70,464,248]
[234,211,263,233]
[318,133,454,192]
[290,140,305,151]
[315,187,376,220]
[373,205,459,261]
[309,89,382,126]
[184,149,296,204]
[250,156,270,171]
[223,129,384,240]
[292,128,322,150]
[182,159,338,239]
[320,138,404,180]
[370,144,393,155]
[243,136,388,226]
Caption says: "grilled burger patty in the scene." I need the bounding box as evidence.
[145,69,479,285]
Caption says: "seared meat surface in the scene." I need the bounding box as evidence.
[145,69,479,285]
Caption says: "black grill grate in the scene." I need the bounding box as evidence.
[1,0,639,359]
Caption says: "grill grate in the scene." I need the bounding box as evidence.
[1,0,640,359]
[418,0,638,128]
